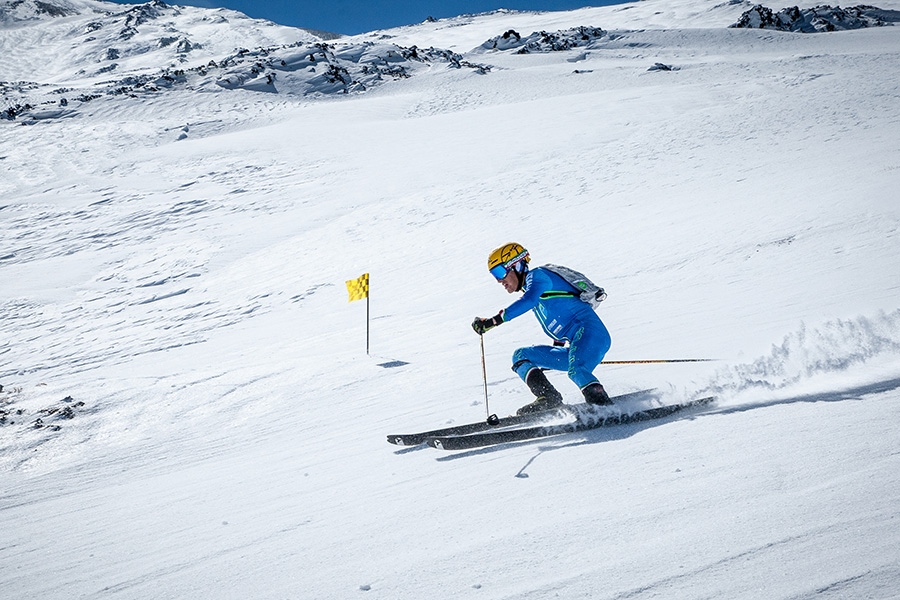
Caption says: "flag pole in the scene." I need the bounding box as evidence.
[345,272,371,356]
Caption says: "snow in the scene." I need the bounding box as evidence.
[2,0,900,598]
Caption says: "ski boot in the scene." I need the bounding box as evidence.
[517,369,564,415]
[583,382,612,405]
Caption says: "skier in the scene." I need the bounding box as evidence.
[472,242,612,415]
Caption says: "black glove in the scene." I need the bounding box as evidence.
[472,311,504,335]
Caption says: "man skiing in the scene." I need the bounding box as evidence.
[472,243,612,415]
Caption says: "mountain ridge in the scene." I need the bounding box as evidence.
[5,0,898,123]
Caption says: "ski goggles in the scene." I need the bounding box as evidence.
[490,264,511,280]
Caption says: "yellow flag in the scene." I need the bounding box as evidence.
[346,273,369,302]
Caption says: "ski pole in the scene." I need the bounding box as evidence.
[480,334,500,425]
[600,358,717,365]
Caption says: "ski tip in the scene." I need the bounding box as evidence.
[387,435,420,446]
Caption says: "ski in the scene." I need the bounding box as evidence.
[425,396,716,450]
[387,388,657,447]
[387,406,569,447]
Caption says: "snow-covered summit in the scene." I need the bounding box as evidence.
[2,0,494,117]
[0,0,324,83]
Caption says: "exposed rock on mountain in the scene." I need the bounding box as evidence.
[731,3,900,31]
[477,26,606,53]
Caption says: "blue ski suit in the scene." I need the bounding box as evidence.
[503,267,611,389]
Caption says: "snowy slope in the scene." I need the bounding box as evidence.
[2,0,900,599]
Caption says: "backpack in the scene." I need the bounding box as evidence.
[541,264,607,309]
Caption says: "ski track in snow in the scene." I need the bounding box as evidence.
[2,0,900,599]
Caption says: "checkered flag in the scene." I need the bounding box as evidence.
[345,273,369,302]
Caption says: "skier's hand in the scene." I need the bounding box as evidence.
[472,311,503,335]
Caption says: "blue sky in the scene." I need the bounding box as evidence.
[108,1,627,35]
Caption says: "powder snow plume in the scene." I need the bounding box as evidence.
[699,310,900,404]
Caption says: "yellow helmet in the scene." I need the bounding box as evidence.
[488,243,530,280]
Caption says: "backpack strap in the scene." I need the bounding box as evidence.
[539,290,579,300]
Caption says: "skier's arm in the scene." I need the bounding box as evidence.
[471,269,552,335]
[502,269,553,321]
